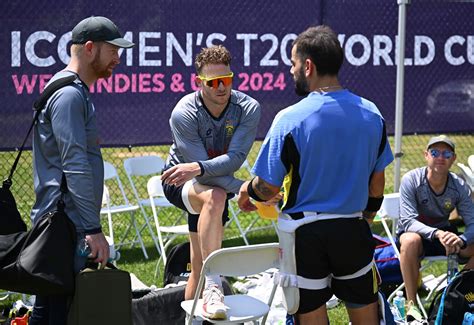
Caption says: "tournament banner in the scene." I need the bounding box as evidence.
[1,0,473,150]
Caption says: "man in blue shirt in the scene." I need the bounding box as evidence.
[30,16,134,325]
[238,26,393,325]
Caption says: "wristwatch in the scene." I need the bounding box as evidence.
[460,238,467,250]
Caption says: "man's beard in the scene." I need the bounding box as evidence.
[91,47,112,79]
[294,66,310,96]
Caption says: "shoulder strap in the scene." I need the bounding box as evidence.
[33,74,77,111]
[6,74,78,182]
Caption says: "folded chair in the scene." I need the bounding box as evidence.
[378,192,447,318]
[123,155,171,255]
[181,243,280,324]
[100,162,146,258]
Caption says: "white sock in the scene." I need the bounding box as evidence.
[205,275,222,289]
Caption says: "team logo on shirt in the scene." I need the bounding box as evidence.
[225,120,234,137]
[444,199,453,210]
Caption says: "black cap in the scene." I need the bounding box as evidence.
[71,16,134,48]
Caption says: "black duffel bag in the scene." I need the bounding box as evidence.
[0,196,77,296]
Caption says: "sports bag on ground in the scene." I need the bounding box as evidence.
[68,263,132,325]
[428,269,474,325]
[163,242,191,286]
[373,235,402,284]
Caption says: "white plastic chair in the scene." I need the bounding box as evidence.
[100,162,146,258]
[147,175,189,277]
[378,192,446,318]
[181,243,280,325]
[457,162,474,192]
[123,155,171,255]
[468,155,474,173]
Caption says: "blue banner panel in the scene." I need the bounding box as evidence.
[0,0,472,150]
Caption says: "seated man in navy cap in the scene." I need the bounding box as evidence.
[29,16,133,325]
[397,135,474,321]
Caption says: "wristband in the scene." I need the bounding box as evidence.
[247,178,265,202]
[365,196,384,212]
[197,161,204,176]
[460,238,467,250]
[84,227,102,235]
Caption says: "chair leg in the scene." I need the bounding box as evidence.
[133,206,163,256]
[154,255,163,280]
[113,212,149,259]
[227,204,250,245]
[132,215,149,259]
[416,293,428,319]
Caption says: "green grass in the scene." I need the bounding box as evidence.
[1,133,472,322]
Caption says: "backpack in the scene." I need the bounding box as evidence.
[163,242,191,286]
[373,235,402,284]
[428,269,474,324]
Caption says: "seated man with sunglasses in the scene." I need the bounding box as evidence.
[397,135,474,321]
[161,45,261,320]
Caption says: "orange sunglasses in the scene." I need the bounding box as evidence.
[198,72,234,89]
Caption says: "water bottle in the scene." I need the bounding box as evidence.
[77,237,120,262]
[462,312,474,325]
[393,291,406,320]
[447,253,459,282]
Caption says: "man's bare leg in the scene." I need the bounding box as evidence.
[347,302,379,325]
[184,184,227,299]
[399,232,423,302]
[296,304,329,325]
[185,232,202,300]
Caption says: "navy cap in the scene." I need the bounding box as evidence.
[71,16,134,48]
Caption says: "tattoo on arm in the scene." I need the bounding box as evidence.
[254,177,279,201]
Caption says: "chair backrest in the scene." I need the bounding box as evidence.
[457,163,474,189]
[147,175,165,198]
[123,156,167,208]
[124,155,165,177]
[124,156,166,201]
[202,243,279,277]
[468,155,474,173]
[102,184,111,206]
[379,192,400,220]
[103,161,132,205]
[104,161,119,180]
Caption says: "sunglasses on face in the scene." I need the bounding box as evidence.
[198,72,234,89]
[429,148,454,159]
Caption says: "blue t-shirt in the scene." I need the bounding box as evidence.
[252,90,393,215]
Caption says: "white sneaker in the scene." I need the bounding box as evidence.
[202,285,227,320]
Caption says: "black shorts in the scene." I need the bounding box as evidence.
[397,223,460,257]
[295,217,378,314]
[162,180,230,233]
